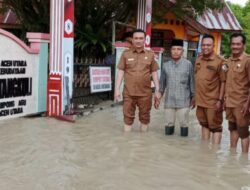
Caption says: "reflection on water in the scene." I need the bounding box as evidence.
[0,105,249,190]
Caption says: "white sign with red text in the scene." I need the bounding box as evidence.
[89,66,112,93]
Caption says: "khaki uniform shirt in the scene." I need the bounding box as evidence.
[225,53,250,108]
[195,54,226,108]
[118,48,159,96]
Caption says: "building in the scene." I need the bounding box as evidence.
[0,1,19,29]
[136,0,242,63]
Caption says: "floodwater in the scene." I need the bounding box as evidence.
[0,104,249,190]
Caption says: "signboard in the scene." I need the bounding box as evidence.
[0,31,40,120]
[0,59,34,119]
[0,29,49,120]
[89,66,112,93]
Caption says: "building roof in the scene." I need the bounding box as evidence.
[0,1,242,32]
[0,2,20,29]
[0,9,18,24]
[197,3,242,31]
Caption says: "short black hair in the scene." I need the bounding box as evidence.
[202,34,215,42]
[230,33,246,45]
[122,31,133,41]
[132,29,146,37]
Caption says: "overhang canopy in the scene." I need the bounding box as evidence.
[197,3,242,32]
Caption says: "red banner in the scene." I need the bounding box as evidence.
[64,0,74,38]
[145,0,152,48]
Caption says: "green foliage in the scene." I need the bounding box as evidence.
[174,0,223,17]
[74,0,136,58]
[241,1,250,54]
[75,24,111,58]
[0,0,226,57]
[221,32,231,58]
[154,0,224,20]
[221,1,250,57]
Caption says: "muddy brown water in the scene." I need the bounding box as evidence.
[0,104,249,190]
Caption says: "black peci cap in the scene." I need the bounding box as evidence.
[171,39,184,47]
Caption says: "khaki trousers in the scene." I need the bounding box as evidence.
[165,108,190,128]
[123,94,152,125]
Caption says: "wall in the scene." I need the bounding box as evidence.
[153,12,186,39]
[152,12,221,55]
[0,29,49,120]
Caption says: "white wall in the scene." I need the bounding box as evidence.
[0,35,39,120]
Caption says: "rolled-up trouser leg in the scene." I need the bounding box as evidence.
[177,108,189,137]
[238,127,249,139]
[207,108,223,133]
[210,127,222,133]
[165,109,176,135]
[137,94,152,125]
[196,106,209,128]
[228,121,237,131]
[230,107,250,139]
[123,94,137,125]
[177,108,189,128]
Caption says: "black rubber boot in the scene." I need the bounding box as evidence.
[180,127,188,137]
[165,126,174,135]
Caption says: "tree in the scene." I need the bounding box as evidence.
[74,0,224,58]
[74,0,136,58]
[0,0,50,37]
[240,1,250,54]
[221,1,250,57]
[154,0,224,20]
[1,0,225,57]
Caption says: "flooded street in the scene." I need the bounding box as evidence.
[0,104,249,190]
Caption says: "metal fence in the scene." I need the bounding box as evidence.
[73,57,114,107]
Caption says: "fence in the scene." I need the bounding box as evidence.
[73,57,114,107]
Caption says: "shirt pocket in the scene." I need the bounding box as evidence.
[232,64,245,79]
[140,59,151,71]
[179,71,189,85]
[233,65,244,73]
[205,65,217,81]
[125,59,136,69]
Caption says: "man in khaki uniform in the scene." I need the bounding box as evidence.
[195,34,226,144]
[115,29,160,132]
[225,33,250,153]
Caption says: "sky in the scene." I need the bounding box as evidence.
[227,0,248,6]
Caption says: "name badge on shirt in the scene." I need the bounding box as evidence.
[128,58,135,61]
[222,64,229,72]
